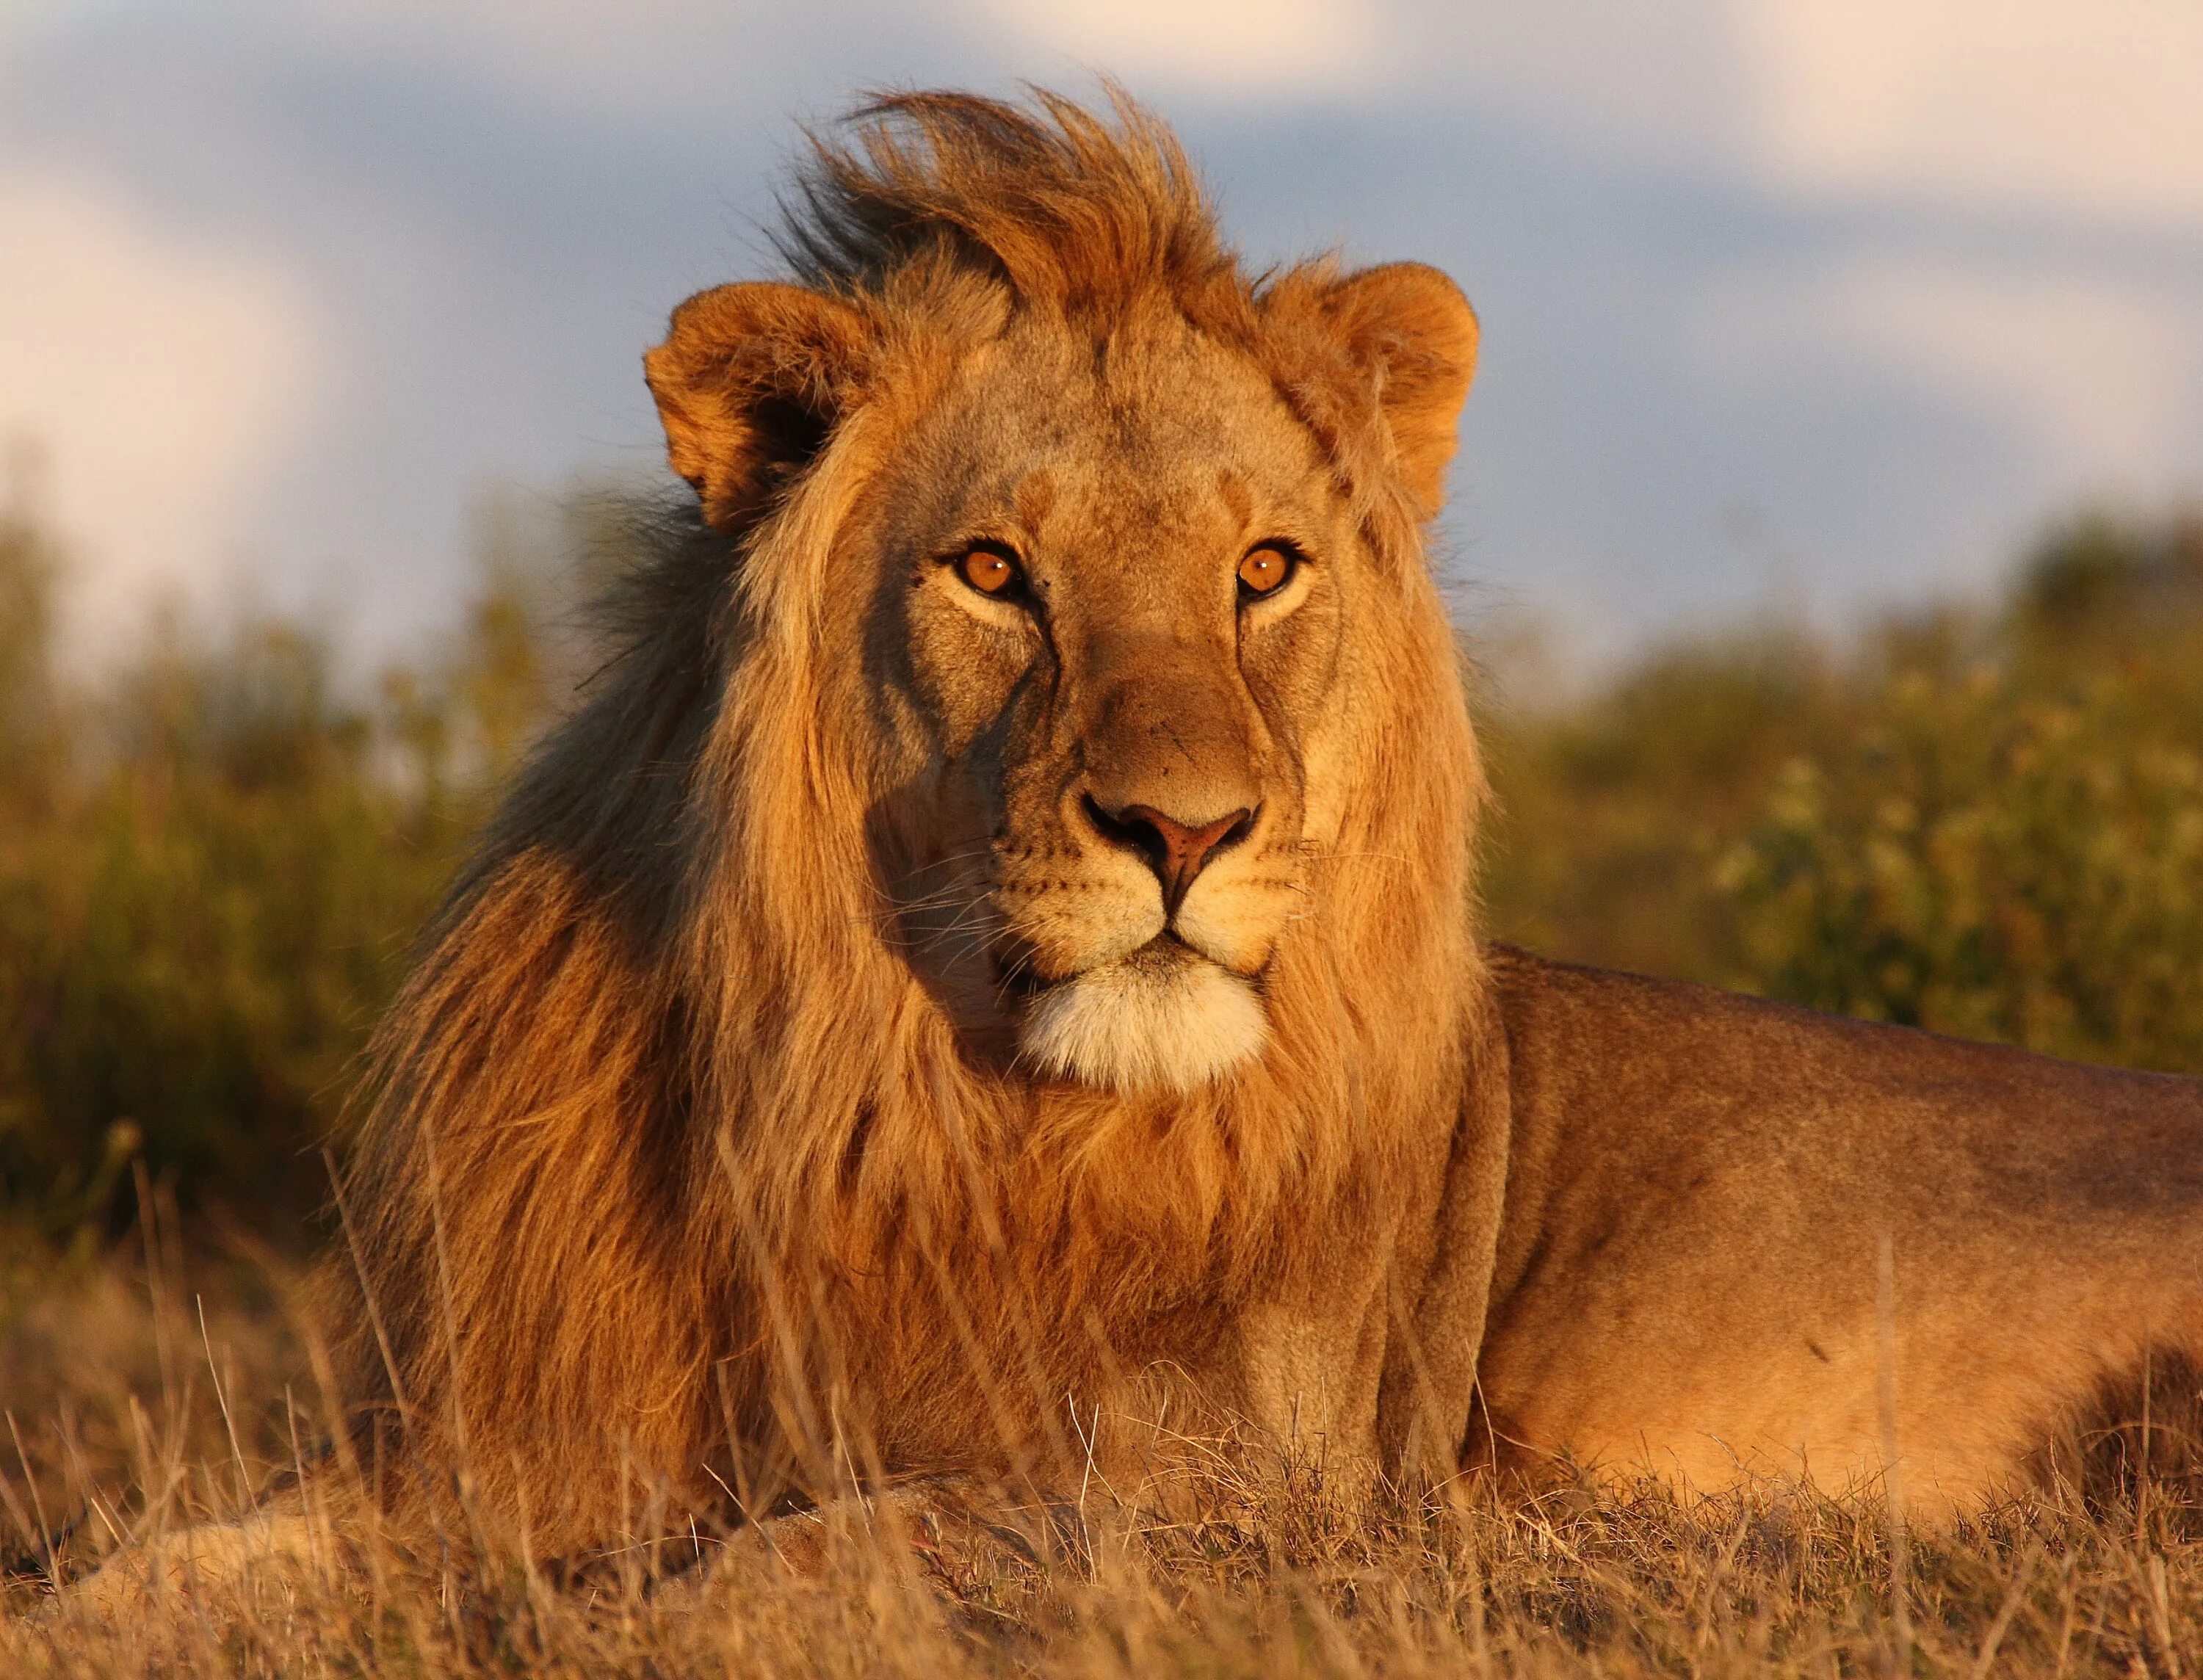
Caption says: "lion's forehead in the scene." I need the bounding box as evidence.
[897,319,1333,545]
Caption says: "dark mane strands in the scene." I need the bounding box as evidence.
[776,87,1251,325]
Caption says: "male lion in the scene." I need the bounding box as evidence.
[68,87,2203,1604]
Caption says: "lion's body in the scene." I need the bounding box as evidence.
[70,92,2203,1608]
[1480,949,2203,1512]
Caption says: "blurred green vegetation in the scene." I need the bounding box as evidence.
[1483,507,2203,1076]
[0,474,598,1241]
[1,466,2199,1243]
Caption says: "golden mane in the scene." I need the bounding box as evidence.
[781,87,1234,319]
[335,89,1488,1554]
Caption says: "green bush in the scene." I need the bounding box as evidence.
[1484,507,2203,1076]
[1477,626,1842,983]
[0,486,576,1236]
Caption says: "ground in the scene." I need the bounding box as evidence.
[4,1221,2201,1678]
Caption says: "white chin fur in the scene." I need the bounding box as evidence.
[1019,952,1269,1095]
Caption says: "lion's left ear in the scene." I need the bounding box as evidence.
[643,281,878,532]
[1310,262,1480,518]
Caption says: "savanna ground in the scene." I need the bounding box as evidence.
[4,476,2203,1674]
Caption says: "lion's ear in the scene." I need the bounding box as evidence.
[643,282,876,531]
[1312,262,1479,518]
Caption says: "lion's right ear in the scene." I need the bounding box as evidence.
[1301,262,1480,521]
[643,282,877,531]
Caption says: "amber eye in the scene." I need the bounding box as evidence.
[956,545,1025,598]
[1237,543,1297,598]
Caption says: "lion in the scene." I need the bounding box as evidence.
[58,87,2203,1610]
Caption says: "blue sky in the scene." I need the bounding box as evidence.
[4,1,2201,671]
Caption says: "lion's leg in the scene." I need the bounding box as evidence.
[1226,1287,1390,1497]
[54,1482,344,1629]
[689,1476,1089,1603]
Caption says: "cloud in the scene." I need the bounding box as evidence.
[273,0,1001,124]
[1732,0,2203,227]
[1822,257,2200,484]
[0,168,325,640]
[967,0,1382,95]
[1676,247,2203,611]
[303,0,1386,104]
[1379,2,1751,170]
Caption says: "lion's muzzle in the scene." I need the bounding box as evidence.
[976,556,1306,1096]
[1080,796,1257,917]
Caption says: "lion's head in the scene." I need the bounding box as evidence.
[346,88,1491,1549]
[644,89,1481,1099]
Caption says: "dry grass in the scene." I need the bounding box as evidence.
[5,1212,2203,1678]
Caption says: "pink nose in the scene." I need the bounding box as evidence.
[1083,797,1256,916]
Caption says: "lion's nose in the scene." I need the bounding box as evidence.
[1082,796,1256,917]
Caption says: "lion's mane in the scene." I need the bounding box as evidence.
[337,90,1488,1553]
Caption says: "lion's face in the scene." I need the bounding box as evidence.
[866,309,1355,1093]
[646,240,1475,1101]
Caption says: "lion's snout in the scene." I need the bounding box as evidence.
[1078,794,1257,916]
[987,627,1302,1008]
[998,793,1295,1093]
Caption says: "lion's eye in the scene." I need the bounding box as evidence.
[956,545,1026,598]
[1237,543,1297,598]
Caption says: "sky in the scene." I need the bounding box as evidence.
[4,0,2202,670]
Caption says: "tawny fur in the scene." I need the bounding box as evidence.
[332,88,1489,1556]
[164,88,2203,1583]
